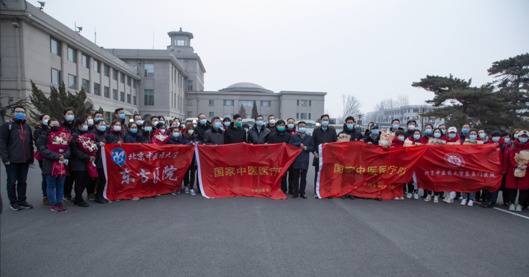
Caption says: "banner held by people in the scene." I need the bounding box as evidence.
[103,144,194,201]
[195,143,301,199]
[316,142,427,200]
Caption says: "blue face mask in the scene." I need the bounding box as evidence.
[491,136,500,143]
[433,132,441,138]
[277,126,286,132]
[223,121,231,127]
[392,124,400,130]
[199,119,207,125]
[172,132,181,138]
[213,121,222,129]
[413,134,421,140]
[469,134,477,141]
[398,135,405,142]
[519,137,528,144]
[144,126,153,132]
[65,114,75,122]
[96,125,107,132]
[256,120,265,127]
[298,127,306,134]
[448,133,456,139]
[119,113,126,120]
[462,128,470,135]
[321,120,329,128]
[287,123,295,129]
[15,112,26,121]
[424,129,433,136]
[371,129,380,136]
[346,123,354,130]
[129,128,138,134]
[504,137,511,144]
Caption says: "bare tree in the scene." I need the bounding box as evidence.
[341,94,361,120]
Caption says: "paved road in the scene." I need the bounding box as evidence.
[1,165,529,277]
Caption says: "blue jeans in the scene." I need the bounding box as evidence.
[46,175,65,205]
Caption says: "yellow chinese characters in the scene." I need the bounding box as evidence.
[214,166,283,178]
[333,163,407,176]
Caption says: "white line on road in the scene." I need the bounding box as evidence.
[493,207,529,220]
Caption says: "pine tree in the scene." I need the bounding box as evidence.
[238,104,247,118]
[30,81,94,122]
[251,100,258,119]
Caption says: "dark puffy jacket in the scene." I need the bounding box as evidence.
[70,131,91,171]
[248,125,271,144]
[33,124,48,148]
[194,123,210,143]
[267,130,291,144]
[37,128,71,175]
[289,133,314,169]
[312,127,337,166]
[0,121,34,164]
[124,133,140,143]
[340,124,363,141]
[224,127,246,144]
[94,130,106,169]
[203,128,224,145]
[105,131,123,144]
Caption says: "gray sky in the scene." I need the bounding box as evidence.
[30,0,529,117]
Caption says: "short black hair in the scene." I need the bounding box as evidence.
[233,114,242,120]
[12,105,25,112]
[320,114,330,120]
[395,130,405,136]
[63,107,74,115]
[287,118,295,122]
[391,118,400,124]
[114,108,124,114]
[344,116,355,123]
[38,114,47,120]
[276,119,286,125]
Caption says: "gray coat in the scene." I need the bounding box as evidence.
[289,133,314,169]
[203,129,225,145]
[248,125,271,144]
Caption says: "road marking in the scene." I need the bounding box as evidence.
[493,207,529,220]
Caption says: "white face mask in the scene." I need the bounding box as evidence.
[187,129,194,135]
[87,118,94,126]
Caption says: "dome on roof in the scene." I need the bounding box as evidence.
[220,82,273,93]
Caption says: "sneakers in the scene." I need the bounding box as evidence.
[467,200,474,207]
[515,204,522,212]
[406,193,412,199]
[132,197,140,201]
[508,204,516,211]
[300,194,307,199]
[170,192,179,196]
[49,205,60,212]
[424,195,432,202]
[42,196,48,205]
[394,196,400,200]
[88,193,96,201]
[94,197,109,204]
[443,196,453,204]
[9,203,23,211]
[413,193,419,200]
[74,200,89,207]
[190,189,196,196]
[460,199,467,206]
[18,201,34,209]
[184,187,190,194]
[433,196,439,203]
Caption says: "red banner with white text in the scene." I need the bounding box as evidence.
[103,144,194,201]
[196,143,301,199]
[317,142,427,200]
[414,144,502,192]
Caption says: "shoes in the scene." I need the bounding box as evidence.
[413,193,419,200]
[394,197,400,200]
[74,200,89,207]
[300,194,306,199]
[314,194,319,199]
[424,195,432,202]
[190,189,196,196]
[467,200,474,207]
[170,192,179,196]
[42,196,49,205]
[18,201,33,209]
[132,197,140,201]
[184,187,190,194]
[508,204,515,211]
[515,204,522,212]
[406,193,412,199]
[9,203,23,211]
[88,193,96,201]
[49,205,60,212]
[292,194,299,199]
[94,197,109,204]
[433,196,439,203]
[460,199,467,206]
[57,204,67,212]
[399,196,404,200]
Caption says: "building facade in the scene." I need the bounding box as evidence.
[364,104,443,128]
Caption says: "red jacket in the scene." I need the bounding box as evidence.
[505,141,529,190]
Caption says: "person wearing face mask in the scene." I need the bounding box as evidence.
[194,113,211,143]
[37,118,71,212]
[168,126,183,145]
[339,116,363,141]
[180,121,198,195]
[106,120,124,144]
[504,130,529,212]
[463,130,481,145]
[460,123,471,143]
[480,130,507,208]
[0,106,35,211]
[91,120,109,203]
[248,115,271,144]
[391,130,406,200]
[133,114,144,128]
[364,122,375,137]
[456,129,481,207]
[114,108,127,126]
[364,125,381,145]
[267,120,291,143]
[445,127,461,145]
[423,128,446,203]
[405,120,418,138]
[266,115,277,133]
[389,119,403,133]
[34,114,50,205]
[286,118,297,135]
[224,114,246,144]
[152,122,170,144]
[222,117,232,131]
[477,129,489,144]
[62,108,76,133]
[288,121,314,199]
[93,112,104,125]
[150,116,160,130]
[124,123,140,143]
[70,119,95,207]
[438,124,447,136]
[86,114,95,132]
[312,114,337,198]
[203,117,225,145]
[423,124,434,138]
[403,130,426,200]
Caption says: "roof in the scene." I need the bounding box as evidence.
[106,48,187,76]
[220,82,274,93]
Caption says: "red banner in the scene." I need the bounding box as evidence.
[317,142,427,200]
[414,144,502,192]
[196,143,301,199]
[103,144,194,201]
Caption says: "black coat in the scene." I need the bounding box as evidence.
[70,131,91,172]
[267,130,291,144]
[224,127,246,144]
[37,129,71,175]
[124,133,140,143]
[203,128,225,145]
[311,127,337,166]
[94,130,107,169]
[340,124,363,141]
[33,124,48,149]
[0,121,34,164]
[105,132,123,144]
[248,125,271,144]
[289,133,314,169]
[194,123,210,143]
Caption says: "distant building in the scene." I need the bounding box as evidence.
[185,82,325,120]
[364,104,443,128]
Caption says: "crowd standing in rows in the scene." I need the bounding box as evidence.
[1,105,528,213]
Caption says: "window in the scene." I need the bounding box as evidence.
[209,112,214,117]
[104,64,110,77]
[81,79,90,93]
[94,60,101,73]
[94,83,101,96]
[144,89,154,106]
[144,64,154,77]
[113,89,118,100]
[299,113,307,119]
[51,68,60,88]
[67,47,77,63]
[68,74,77,89]
[260,100,271,107]
[309,100,312,107]
[112,69,118,80]
[133,95,137,105]
[208,99,214,106]
[298,100,308,107]
[127,76,131,86]
[81,53,89,68]
[223,100,234,106]
[308,113,312,119]
[120,73,125,83]
[50,37,61,56]
[177,40,185,46]
[120,91,125,102]
[104,86,110,98]
[296,113,299,119]
[186,79,193,91]
[127,94,131,104]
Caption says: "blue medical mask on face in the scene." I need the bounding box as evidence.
[392,124,400,130]
[519,137,528,144]
[434,132,441,138]
[113,125,122,132]
[213,121,222,129]
[172,131,181,138]
[119,113,125,120]
[277,126,286,132]
[256,120,265,127]
[479,133,486,139]
[42,118,49,126]
[65,114,74,122]
[144,126,153,132]
[94,117,103,123]
[448,133,456,139]
[96,125,107,132]
[15,112,26,121]
[408,125,416,131]
[469,134,477,141]
[504,137,511,144]
[321,120,329,127]
[424,129,433,136]
[287,123,295,129]
[79,125,88,132]
[462,128,470,135]
[413,134,421,140]
[298,127,306,133]
[514,133,519,139]
[441,129,447,135]
[129,128,138,134]
[346,123,354,130]
[223,121,231,127]
[491,136,500,143]
[371,129,380,136]
[199,119,207,125]
[398,135,405,141]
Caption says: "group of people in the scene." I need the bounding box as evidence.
[1,105,528,213]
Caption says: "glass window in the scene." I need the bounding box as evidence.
[223,100,234,106]
[51,68,60,88]
[112,89,118,100]
[81,53,89,68]
[127,94,131,104]
[120,73,125,83]
[81,79,90,93]
[144,64,154,77]
[50,37,61,56]
[186,79,193,91]
[94,83,101,96]
[120,91,125,102]
[309,100,312,107]
[209,112,214,117]
[300,113,307,119]
[104,86,110,98]
[144,89,154,106]
[177,40,185,46]
[127,76,131,86]
[94,60,101,73]
[104,64,110,77]
[208,99,214,106]
[260,100,271,107]
[112,69,118,80]
[68,74,77,89]
[67,47,77,63]
[133,96,137,105]
[298,100,308,107]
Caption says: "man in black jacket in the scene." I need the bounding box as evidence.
[224,114,246,144]
[194,113,210,143]
[339,116,363,141]
[203,117,224,145]
[0,106,34,211]
[312,114,337,198]
[248,115,271,144]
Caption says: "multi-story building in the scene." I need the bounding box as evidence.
[364,104,442,128]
